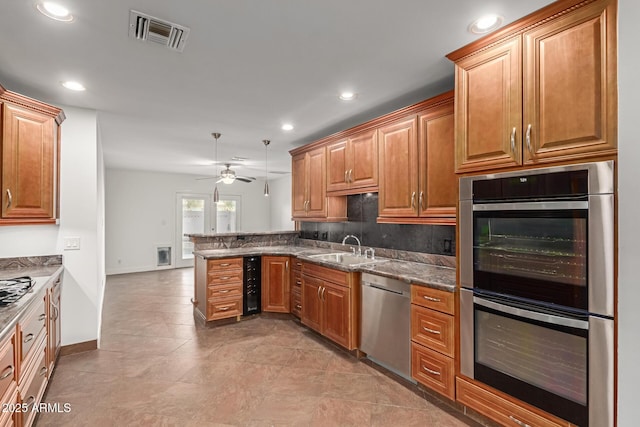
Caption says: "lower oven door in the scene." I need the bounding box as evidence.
[460,289,613,427]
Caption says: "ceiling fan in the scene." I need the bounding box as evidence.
[197,163,256,184]
[216,163,256,184]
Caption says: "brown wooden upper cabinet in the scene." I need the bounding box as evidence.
[326,129,378,195]
[291,146,347,222]
[0,86,64,225]
[449,0,617,173]
[378,92,456,225]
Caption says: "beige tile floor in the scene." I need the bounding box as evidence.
[38,268,480,426]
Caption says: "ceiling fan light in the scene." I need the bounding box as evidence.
[221,176,235,184]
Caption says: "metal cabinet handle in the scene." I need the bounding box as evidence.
[24,334,34,344]
[6,189,11,209]
[38,313,46,322]
[510,127,516,154]
[220,276,231,280]
[317,286,321,300]
[509,415,532,427]
[220,263,231,267]
[419,191,424,211]
[39,366,47,377]
[296,280,302,286]
[54,305,59,320]
[423,296,441,302]
[296,262,302,267]
[525,124,533,156]
[423,327,441,335]
[218,306,230,311]
[411,192,416,210]
[0,365,13,380]
[422,366,441,376]
[321,287,326,301]
[218,289,230,294]
[295,304,302,310]
[25,395,35,406]
[286,260,289,270]
[348,169,353,182]
[344,170,349,183]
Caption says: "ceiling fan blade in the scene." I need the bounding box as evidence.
[216,178,224,183]
[236,177,254,183]
[196,176,218,181]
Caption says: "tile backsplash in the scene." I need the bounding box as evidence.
[300,193,455,256]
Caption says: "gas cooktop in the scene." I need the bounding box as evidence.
[0,276,34,306]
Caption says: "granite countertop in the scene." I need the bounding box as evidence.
[0,264,64,340]
[195,246,456,292]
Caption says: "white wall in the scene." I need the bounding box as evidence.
[105,169,271,274]
[269,174,295,231]
[616,0,639,425]
[0,105,104,347]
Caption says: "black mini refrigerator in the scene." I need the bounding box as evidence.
[243,256,261,315]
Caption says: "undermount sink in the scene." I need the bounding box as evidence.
[307,252,388,267]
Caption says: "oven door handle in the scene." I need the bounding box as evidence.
[473,296,589,330]
[472,200,588,211]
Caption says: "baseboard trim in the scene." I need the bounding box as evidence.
[59,340,98,356]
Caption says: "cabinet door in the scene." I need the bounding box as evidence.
[522,0,617,164]
[347,129,378,190]
[291,153,308,218]
[262,256,290,313]
[2,103,56,219]
[378,116,419,217]
[321,281,351,349]
[301,276,322,333]
[454,37,522,173]
[418,100,456,222]
[306,147,327,217]
[326,139,349,193]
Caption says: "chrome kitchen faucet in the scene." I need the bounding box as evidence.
[341,234,361,256]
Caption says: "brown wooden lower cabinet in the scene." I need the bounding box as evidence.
[290,260,303,319]
[456,377,575,427]
[300,262,357,350]
[411,342,455,400]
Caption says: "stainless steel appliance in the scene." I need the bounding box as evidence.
[0,276,35,306]
[243,256,261,316]
[360,273,414,382]
[459,161,614,427]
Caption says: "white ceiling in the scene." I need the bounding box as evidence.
[0,0,553,179]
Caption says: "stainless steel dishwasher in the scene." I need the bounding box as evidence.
[360,273,414,382]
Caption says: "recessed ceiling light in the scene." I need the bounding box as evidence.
[281,124,294,131]
[339,91,357,101]
[36,2,74,22]
[61,81,86,91]
[468,14,503,34]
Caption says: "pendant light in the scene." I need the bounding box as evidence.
[263,140,270,197]
[211,132,221,203]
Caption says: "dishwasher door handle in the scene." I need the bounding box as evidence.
[365,283,405,296]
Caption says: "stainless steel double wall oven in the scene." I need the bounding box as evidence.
[459,161,614,427]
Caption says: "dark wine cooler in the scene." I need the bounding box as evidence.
[243,256,261,315]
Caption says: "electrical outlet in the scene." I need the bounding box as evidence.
[64,237,81,251]
[443,239,452,254]
[321,232,328,240]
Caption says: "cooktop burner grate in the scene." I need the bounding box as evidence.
[0,276,35,306]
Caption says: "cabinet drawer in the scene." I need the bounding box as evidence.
[207,297,242,321]
[207,258,243,271]
[18,297,46,370]
[291,287,302,318]
[18,339,47,427]
[292,258,304,271]
[303,262,350,287]
[411,305,454,357]
[0,332,15,402]
[456,377,570,427]
[411,342,454,400]
[411,285,454,315]
[207,270,243,286]
[207,282,242,299]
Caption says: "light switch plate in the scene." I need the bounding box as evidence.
[63,237,81,250]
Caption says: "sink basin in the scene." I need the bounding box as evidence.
[307,252,388,267]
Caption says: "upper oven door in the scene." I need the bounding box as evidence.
[473,200,588,311]
[460,194,614,317]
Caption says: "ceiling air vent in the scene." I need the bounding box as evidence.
[128,10,190,52]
